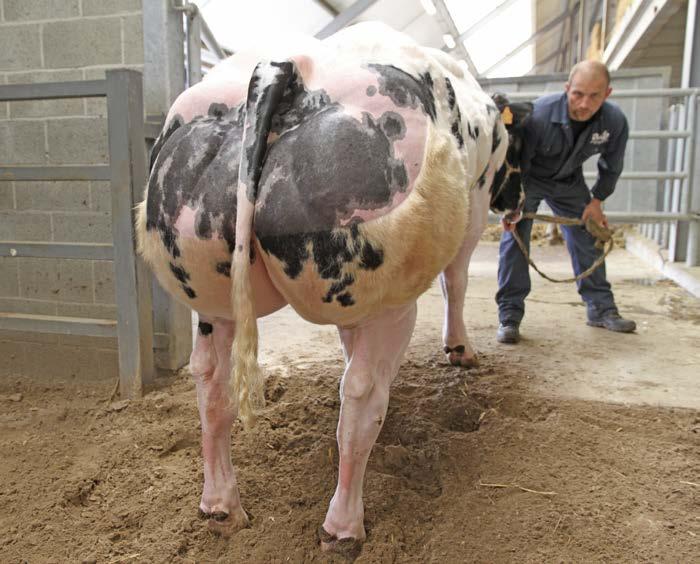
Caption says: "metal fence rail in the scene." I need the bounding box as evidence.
[174,1,230,87]
[500,87,700,267]
[0,70,154,398]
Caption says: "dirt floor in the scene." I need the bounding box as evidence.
[1,241,699,563]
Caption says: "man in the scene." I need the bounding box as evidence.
[496,60,636,344]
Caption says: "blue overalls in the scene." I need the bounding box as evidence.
[496,92,629,324]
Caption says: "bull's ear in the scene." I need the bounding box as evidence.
[509,101,533,126]
[491,92,510,112]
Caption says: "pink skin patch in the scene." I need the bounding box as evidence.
[305,65,427,225]
[174,205,225,241]
[166,78,248,127]
[173,205,199,238]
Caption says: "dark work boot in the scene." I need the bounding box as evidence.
[587,312,636,333]
[496,322,520,344]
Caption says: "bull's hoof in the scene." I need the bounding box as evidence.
[318,526,363,560]
[443,345,479,368]
[199,507,250,537]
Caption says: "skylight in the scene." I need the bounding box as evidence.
[194,0,534,77]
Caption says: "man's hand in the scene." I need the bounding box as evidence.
[501,217,516,232]
[581,198,608,229]
[500,209,522,232]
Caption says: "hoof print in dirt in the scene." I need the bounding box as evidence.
[371,444,443,497]
[436,403,482,433]
[264,375,287,403]
[63,478,100,507]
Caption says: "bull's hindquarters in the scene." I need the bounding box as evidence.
[257,122,471,327]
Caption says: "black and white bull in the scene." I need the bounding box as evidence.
[136,23,530,556]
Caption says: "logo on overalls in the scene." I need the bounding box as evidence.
[590,130,610,145]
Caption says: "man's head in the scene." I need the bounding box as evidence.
[565,60,612,122]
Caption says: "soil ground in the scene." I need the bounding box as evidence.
[1,241,698,563]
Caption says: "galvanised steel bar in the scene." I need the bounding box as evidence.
[106,69,155,398]
[0,313,117,338]
[0,79,107,101]
[0,165,111,181]
[657,106,680,247]
[682,92,699,266]
[187,10,203,85]
[505,87,700,99]
[0,242,114,260]
[660,106,681,248]
[669,102,687,261]
[629,130,691,139]
[583,171,687,180]
[488,211,700,223]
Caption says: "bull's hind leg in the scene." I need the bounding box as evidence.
[438,189,490,368]
[190,317,249,536]
[320,302,417,557]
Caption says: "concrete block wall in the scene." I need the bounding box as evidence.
[0,0,144,383]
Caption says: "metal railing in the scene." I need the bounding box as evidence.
[173,1,230,86]
[0,70,154,398]
[502,88,700,267]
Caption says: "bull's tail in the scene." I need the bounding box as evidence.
[232,61,294,429]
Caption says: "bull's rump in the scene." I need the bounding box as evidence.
[257,117,469,326]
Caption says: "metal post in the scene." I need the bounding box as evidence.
[684,93,699,266]
[601,0,608,54]
[577,0,586,61]
[680,0,700,265]
[106,69,155,398]
[187,11,203,85]
[669,101,686,261]
[569,6,577,67]
[661,106,680,248]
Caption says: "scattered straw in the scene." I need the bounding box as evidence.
[478,481,557,496]
[679,480,699,487]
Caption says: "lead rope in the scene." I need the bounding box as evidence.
[511,213,615,283]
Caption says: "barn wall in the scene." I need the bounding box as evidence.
[0,0,145,382]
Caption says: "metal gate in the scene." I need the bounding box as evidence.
[0,70,155,398]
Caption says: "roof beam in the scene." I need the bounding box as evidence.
[315,0,379,39]
[482,5,575,76]
[313,0,340,16]
[603,0,681,70]
[554,0,573,72]
[433,0,479,76]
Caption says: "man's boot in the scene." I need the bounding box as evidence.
[496,322,521,344]
[587,312,636,333]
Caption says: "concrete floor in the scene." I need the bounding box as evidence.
[213,242,700,411]
[457,242,700,410]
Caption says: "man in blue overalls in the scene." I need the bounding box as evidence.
[496,60,636,344]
